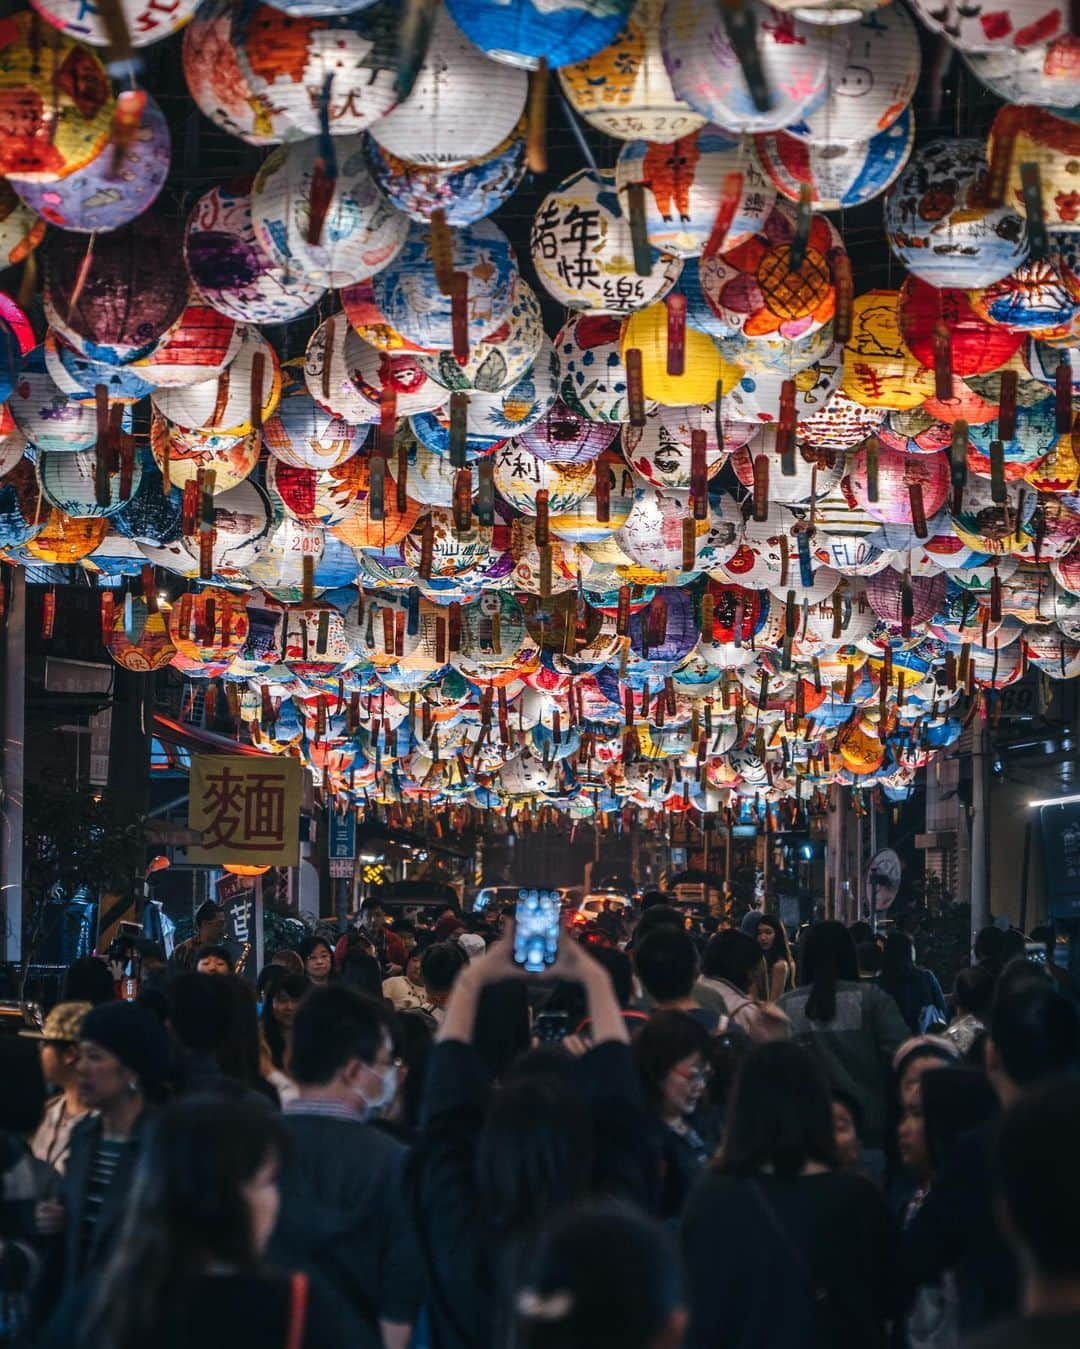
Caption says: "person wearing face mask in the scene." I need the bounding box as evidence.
[268,985,424,1349]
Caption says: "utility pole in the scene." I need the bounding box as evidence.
[970,707,990,948]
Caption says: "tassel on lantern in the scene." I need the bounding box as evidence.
[535,488,550,548]
[616,584,631,637]
[901,572,914,638]
[378,378,397,457]
[714,378,725,453]
[108,87,146,178]
[718,0,772,113]
[396,435,409,512]
[932,322,953,402]
[395,0,438,101]
[777,379,796,474]
[526,56,549,174]
[626,183,652,278]
[1056,356,1072,434]
[865,435,879,503]
[419,516,434,580]
[1019,161,1048,261]
[950,420,968,512]
[796,529,813,589]
[990,439,1006,504]
[42,587,56,640]
[666,292,686,376]
[95,0,135,69]
[998,369,1018,439]
[450,272,469,362]
[448,601,462,652]
[430,209,455,295]
[302,553,315,604]
[682,517,696,572]
[752,454,769,522]
[690,429,708,520]
[625,348,646,427]
[249,351,265,431]
[369,452,386,521]
[435,614,447,664]
[789,183,813,271]
[448,391,468,469]
[539,544,553,600]
[476,458,494,525]
[908,482,928,539]
[307,76,337,247]
[830,248,853,344]
[700,590,714,642]
[453,468,472,533]
[990,569,1002,623]
[595,456,611,522]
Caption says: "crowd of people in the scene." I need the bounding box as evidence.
[1,889,1078,1349]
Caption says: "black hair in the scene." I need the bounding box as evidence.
[475,981,532,1081]
[893,1039,957,1088]
[211,976,264,1091]
[515,1201,684,1349]
[477,1070,594,1236]
[0,1037,46,1133]
[391,918,416,936]
[392,1009,434,1134]
[634,926,699,1003]
[339,946,384,999]
[718,1041,837,1178]
[62,955,116,1006]
[920,1067,998,1175]
[634,905,686,940]
[702,929,765,993]
[797,922,859,1022]
[167,973,233,1055]
[586,947,634,1008]
[879,932,916,982]
[951,965,995,1020]
[994,954,1054,1002]
[290,985,392,1085]
[193,944,234,972]
[298,934,335,964]
[847,921,874,946]
[756,913,794,973]
[974,925,1008,976]
[86,1099,288,1349]
[633,1010,712,1114]
[990,983,1080,1087]
[856,942,883,976]
[830,1086,864,1134]
[640,890,669,911]
[993,1077,1080,1277]
[194,900,223,928]
[421,940,467,996]
[260,971,309,1071]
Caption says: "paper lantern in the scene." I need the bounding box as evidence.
[885,140,1028,288]
[452,593,531,673]
[968,396,1059,470]
[951,475,1038,555]
[13,95,170,232]
[180,479,276,574]
[150,415,260,493]
[403,430,472,506]
[38,447,144,518]
[701,204,841,342]
[31,0,200,45]
[0,13,113,180]
[0,295,36,407]
[558,0,705,142]
[409,411,503,461]
[615,127,775,257]
[304,315,380,425]
[620,302,737,405]
[968,256,1077,332]
[182,0,293,145]
[22,510,108,563]
[465,337,561,437]
[282,602,352,679]
[416,279,544,395]
[848,443,950,525]
[46,215,188,355]
[8,346,99,452]
[556,314,643,423]
[718,319,836,378]
[798,389,884,451]
[267,455,367,529]
[102,599,177,673]
[988,107,1080,233]
[368,7,526,167]
[0,180,45,265]
[787,7,919,146]
[153,329,281,436]
[618,484,739,576]
[909,0,1067,53]
[0,457,46,549]
[373,218,518,350]
[507,521,585,594]
[964,37,1080,112]
[367,126,527,228]
[233,3,399,137]
[730,434,843,504]
[842,290,936,410]
[531,169,682,315]
[251,137,408,288]
[627,585,697,663]
[403,508,501,580]
[549,449,637,543]
[44,330,157,405]
[113,460,184,546]
[445,0,634,69]
[622,411,725,488]
[660,0,829,134]
[754,110,914,211]
[1024,623,1080,678]
[1024,430,1080,493]
[516,401,619,465]
[725,349,842,424]
[493,442,595,515]
[658,402,757,455]
[330,459,421,550]
[899,279,1024,375]
[263,360,368,469]
[245,519,325,600]
[134,303,243,390]
[185,182,326,325]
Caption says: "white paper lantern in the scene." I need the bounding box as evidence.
[38,448,144,518]
[304,314,381,425]
[367,6,528,167]
[152,328,281,436]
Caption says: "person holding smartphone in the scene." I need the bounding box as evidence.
[407,923,658,1349]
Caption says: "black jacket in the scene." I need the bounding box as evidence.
[60,1113,149,1294]
[407,1039,657,1349]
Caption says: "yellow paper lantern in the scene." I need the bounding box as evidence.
[842,290,936,410]
[620,304,742,406]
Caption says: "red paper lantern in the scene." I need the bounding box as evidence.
[898,278,1023,377]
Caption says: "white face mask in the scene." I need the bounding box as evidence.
[355,1062,399,1118]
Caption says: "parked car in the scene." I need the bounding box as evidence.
[366,880,461,919]
[571,891,636,927]
[471,884,525,913]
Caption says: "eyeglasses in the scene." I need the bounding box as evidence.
[673,1063,712,1088]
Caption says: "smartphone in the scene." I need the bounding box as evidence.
[513,889,561,973]
[533,1011,571,1043]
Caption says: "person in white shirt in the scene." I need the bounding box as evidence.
[382,949,436,1015]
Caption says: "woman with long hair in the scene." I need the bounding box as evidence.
[681,1041,898,1349]
[46,1098,347,1349]
[878,934,948,1035]
[778,922,909,1178]
[260,970,309,1074]
[756,914,795,1001]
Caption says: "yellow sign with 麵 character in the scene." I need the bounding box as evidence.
[188,756,301,866]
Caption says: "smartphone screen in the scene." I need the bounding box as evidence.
[513,889,561,973]
[533,1011,571,1043]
